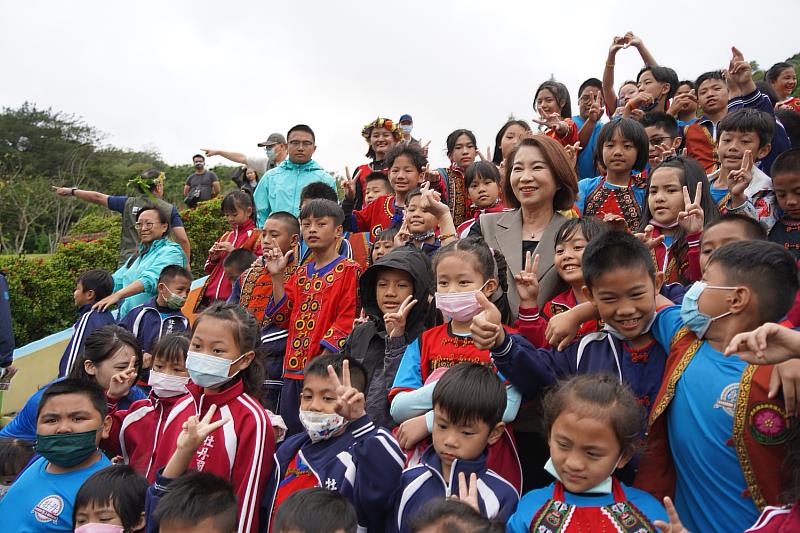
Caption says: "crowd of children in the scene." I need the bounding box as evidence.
[1,33,800,533]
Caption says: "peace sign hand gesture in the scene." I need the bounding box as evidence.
[328,359,365,421]
[393,218,412,247]
[634,224,666,251]
[653,496,692,533]
[176,404,231,453]
[678,183,705,234]
[476,146,492,162]
[384,295,418,338]
[265,236,294,275]
[341,166,358,200]
[107,356,138,400]
[450,472,480,512]
[564,142,582,167]
[727,150,753,204]
[514,251,540,309]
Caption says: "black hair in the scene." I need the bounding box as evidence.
[365,171,391,188]
[703,213,767,241]
[73,465,148,531]
[639,156,721,285]
[385,143,428,172]
[446,129,478,156]
[718,108,775,149]
[153,471,237,532]
[69,325,143,386]
[192,303,263,396]
[677,80,695,91]
[543,374,644,457]
[267,211,301,236]
[152,332,190,367]
[300,181,338,204]
[404,187,425,210]
[533,80,573,118]
[272,488,358,533]
[37,378,108,420]
[298,198,345,226]
[287,124,315,143]
[409,499,505,533]
[782,416,800,503]
[708,241,799,323]
[77,269,114,302]
[582,230,655,291]
[757,81,782,108]
[772,147,800,176]
[433,236,505,292]
[554,217,609,248]
[593,118,650,172]
[368,227,399,266]
[766,62,795,84]
[579,77,603,97]
[776,110,800,149]
[493,120,532,164]
[192,154,205,162]
[221,190,255,222]
[158,264,192,285]
[639,112,680,139]
[0,438,35,480]
[637,64,679,100]
[432,363,505,427]
[223,248,257,275]
[464,160,501,189]
[694,70,725,92]
[304,353,368,394]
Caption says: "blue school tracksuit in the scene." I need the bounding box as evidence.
[262,415,405,533]
[59,304,116,377]
[389,446,519,533]
[118,297,189,354]
[491,332,667,417]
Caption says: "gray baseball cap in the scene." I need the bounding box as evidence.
[257,133,287,147]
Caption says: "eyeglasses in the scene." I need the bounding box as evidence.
[648,136,674,147]
[134,221,156,229]
[288,140,314,148]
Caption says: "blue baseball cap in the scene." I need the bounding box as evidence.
[399,114,413,123]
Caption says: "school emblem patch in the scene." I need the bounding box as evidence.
[33,495,64,523]
[748,402,789,445]
[714,383,739,416]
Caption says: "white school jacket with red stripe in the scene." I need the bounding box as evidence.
[150,380,275,533]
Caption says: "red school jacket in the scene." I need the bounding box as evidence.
[151,380,275,533]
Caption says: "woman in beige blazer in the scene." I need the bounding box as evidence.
[470,134,579,320]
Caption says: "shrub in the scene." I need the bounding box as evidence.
[179,197,229,277]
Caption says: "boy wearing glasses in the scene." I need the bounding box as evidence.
[254,124,338,225]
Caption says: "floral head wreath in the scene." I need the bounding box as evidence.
[128,171,165,197]
[361,117,402,159]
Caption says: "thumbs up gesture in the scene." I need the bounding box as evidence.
[470,291,505,350]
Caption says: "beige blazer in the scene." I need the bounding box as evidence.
[477,209,568,318]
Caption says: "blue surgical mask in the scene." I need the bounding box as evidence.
[400,124,413,135]
[186,350,246,388]
[265,147,276,158]
[680,281,736,338]
[544,457,621,494]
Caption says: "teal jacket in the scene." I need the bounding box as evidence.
[113,238,187,316]
[254,159,337,226]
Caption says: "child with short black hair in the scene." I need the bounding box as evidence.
[369,227,399,265]
[73,464,148,532]
[624,64,679,117]
[640,111,683,168]
[59,268,116,377]
[409,499,505,533]
[768,148,800,258]
[264,199,362,435]
[456,161,505,238]
[668,80,699,128]
[119,265,192,355]
[0,438,34,502]
[0,379,113,531]
[390,363,519,533]
[507,374,668,531]
[151,471,238,533]
[363,171,392,207]
[577,118,650,231]
[395,185,458,258]
[708,108,778,230]
[264,354,405,532]
[635,240,800,532]
[223,248,257,303]
[685,70,728,173]
[300,181,339,209]
[272,487,358,533]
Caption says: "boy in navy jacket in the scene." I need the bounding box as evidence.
[118,265,192,354]
[263,354,404,533]
[389,363,519,533]
[59,269,116,377]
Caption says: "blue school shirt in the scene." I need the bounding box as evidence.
[576,176,647,215]
[0,454,111,531]
[572,116,603,181]
[652,306,759,533]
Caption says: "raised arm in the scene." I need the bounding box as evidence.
[201,148,248,166]
[52,186,110,208]
[603,36,626,117]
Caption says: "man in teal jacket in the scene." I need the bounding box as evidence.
[254,124,338,226]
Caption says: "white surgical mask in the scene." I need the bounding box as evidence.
[148,370,189,398]
[186,350,245,388]
[544,456,622,494]
[400,124,413,135]
[299,410,348,443]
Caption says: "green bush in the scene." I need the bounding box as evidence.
[5,198,229,346]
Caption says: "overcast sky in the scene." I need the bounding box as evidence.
[1,0,796,176]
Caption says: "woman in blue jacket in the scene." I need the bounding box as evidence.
[94,205,187,316]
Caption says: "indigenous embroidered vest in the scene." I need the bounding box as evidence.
[583,177,644,230]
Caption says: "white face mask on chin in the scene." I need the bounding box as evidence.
[544,456,622,494]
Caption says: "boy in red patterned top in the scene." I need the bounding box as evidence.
[265,199,362,436]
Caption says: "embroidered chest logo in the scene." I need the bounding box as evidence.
[325,478,338,490]
[33,495,64,523]
[195,435,215,471]
[714,383,740,416]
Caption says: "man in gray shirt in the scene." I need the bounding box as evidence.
[184,153,220,206]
